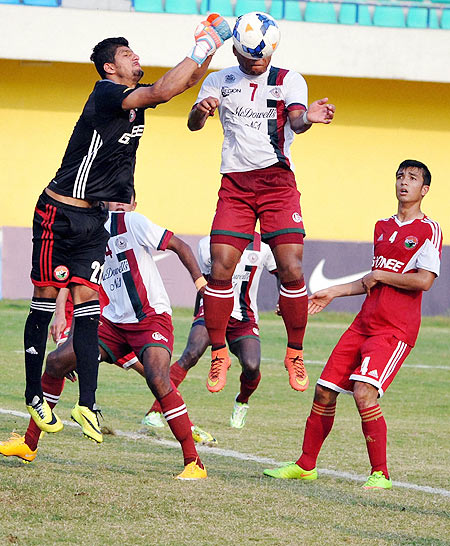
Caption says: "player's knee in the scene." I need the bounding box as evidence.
[181,348,202,369]
[353,382,378,409]
[314,384,337,405]
[242,359,260,377]
[45,351,66,379]
[277,260,303,283]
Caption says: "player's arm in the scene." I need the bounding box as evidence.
[308,279,366,315]
[122,15,231,110]
[362,268,436,296]
[50,288,70,343]
[288,98,335,134]
[187,97,220,131]
[167,236,208,294]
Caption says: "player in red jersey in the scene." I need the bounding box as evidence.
[23,16,232,443]
[263,160,442,489]
[188,13,335,395]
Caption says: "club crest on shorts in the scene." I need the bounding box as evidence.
[115,236,128,251]
[129,109,137,122]
[252,327,259,336]
[152,331,169,342]
[404,236,418,249]
[54,265,69,281]
[248,252,258,264]
[292,212,302,223]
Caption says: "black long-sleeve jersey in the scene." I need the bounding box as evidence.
[48,79,152,203]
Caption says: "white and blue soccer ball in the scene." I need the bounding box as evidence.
[232,12,281,59]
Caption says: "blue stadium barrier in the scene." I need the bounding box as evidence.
[134,0,163,12]
[304,2,338,23]
[441,7,450,27]
[0,0,21,4]
[200,0,234,16]
[165,0,198,13]
[235,0,266,17]
[406,6,439,27]
[23,0,59,5]
[373,5,406,27]
[271,0,302,20]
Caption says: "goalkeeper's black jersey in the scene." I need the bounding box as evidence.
[48,79,152,203]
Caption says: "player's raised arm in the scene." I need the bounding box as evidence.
[188,97,220,131]
[122,15,231,110]
[289,98,336,135]
[166,236,208,294]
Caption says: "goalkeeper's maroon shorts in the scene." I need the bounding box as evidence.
[210,164,305,252]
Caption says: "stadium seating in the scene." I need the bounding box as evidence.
[270,0,302,21]
[406,6,439,28]
[0,0,21,4]
[441,8,450,27]
[133,0,162,11]
[235,0,266,17]
[200,0,234,16]
[165,0,198,13]
[373,5,406,27]
[23,0,59,5]
[304,2,338,23]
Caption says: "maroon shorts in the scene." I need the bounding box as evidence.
[114,352,139,370]
[192,304,259,345]
[98,313,174,362]
[210,165,305,252]
[317,328,412,397]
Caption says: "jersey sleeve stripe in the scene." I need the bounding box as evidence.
[286,103,306,111]
[157,230,173,251]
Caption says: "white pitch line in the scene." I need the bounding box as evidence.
[1,408,449,498]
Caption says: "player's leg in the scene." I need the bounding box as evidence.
[228,323,261,429]
[141,346,206,479]
[205,172,257,392]
[257,166,308,391]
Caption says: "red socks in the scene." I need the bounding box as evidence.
[236,372,261,404]
[148,362,187,414]
[359,404,389,478]
[159,389,201,467]
[296,401,336,471]
[25,372,65,451]
[203,278,234,349]
[279,279,308,349]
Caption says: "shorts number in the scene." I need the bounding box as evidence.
[250,83,258,101]
[90,261,104,284]
[361,356,370,375]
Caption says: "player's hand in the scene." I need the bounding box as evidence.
[195,97,219,117]
[305,98,335,124]
[308,289,335,314]
[275,303,282,316]
[189,13,232,65]
[361,272,378,296]
[49,316,67,344]
[65,371,77,383]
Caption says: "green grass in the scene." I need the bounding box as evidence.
[0,301,449,545]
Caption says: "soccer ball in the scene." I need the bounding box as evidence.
[232,12,281,59]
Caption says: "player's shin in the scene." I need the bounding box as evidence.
[147,361,188,415]
[359,404,389,478]
[237,372,261,404]
[24,298,56,403]
[159,389,202,468]
[279,278,308,349]
[203,278,234,349]
[72,301,101,410]
[296,401,336,471]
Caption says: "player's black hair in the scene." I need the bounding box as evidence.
[90,37,129,78]
[397,159,431,186]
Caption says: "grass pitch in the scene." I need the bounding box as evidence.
[0,301,449,545]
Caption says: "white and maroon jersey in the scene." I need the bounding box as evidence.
[102,211,173,323]
[198,233,277,322]
[350,215,442,346]
[195,65,307,174]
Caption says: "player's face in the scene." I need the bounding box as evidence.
[395,167,429,203]
[108,46,143,83]
[107,199,137,212]
[233,47,271,76]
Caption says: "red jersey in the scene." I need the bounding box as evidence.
[350,215,442,346]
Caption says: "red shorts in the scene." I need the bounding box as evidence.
[317,329,412,397]
[98,313,174,362]
[114,352,139,370]
[192,304,259,345]
[211,165,305,252]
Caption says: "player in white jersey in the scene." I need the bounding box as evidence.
[143,233,277,430]
[0,196,209,479]
[188,13,335,396]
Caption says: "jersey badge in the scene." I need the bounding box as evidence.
[54,265,69,281]
[115,236,128,251]
[248,252,259,264]
[377,234,383,241]
[404,236,418,249]
[270,87,281,99]
[129,109,137,122]
[225,73,236,83]
[292,212,302,223]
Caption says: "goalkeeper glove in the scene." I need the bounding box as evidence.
[188,13,232,66]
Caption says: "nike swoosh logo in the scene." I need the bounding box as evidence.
[308,259,370,294]
[82,414,101,434]
[207,378,219,387]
